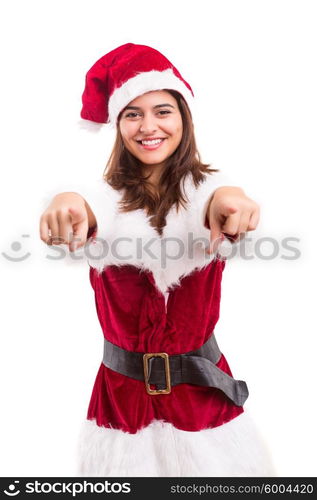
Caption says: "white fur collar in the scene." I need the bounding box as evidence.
[84,171,226,295]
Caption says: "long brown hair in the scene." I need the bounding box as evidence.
[103,89,218,235]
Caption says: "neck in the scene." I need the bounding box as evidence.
[141,162,166,190]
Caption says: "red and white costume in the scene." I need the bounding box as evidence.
[75,172,276,477]
[71,43,275,476]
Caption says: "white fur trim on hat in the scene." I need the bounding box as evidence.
[108,68,194,127]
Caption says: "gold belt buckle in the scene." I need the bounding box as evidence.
[143,352,171,395]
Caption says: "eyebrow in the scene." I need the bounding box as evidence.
[123,103,175,111]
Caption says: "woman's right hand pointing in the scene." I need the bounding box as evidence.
[39,192,96,252]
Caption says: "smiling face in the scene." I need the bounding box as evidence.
[118,90,183,173]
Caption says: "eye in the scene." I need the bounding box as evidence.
[124,112,140,118]
[158,110,171,115]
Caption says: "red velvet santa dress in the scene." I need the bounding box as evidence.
[75,170,276,477]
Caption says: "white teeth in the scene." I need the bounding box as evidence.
[141,139,163,145]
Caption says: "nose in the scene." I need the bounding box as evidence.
[139,112,158,134]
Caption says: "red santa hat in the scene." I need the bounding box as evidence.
[80,43,194,127]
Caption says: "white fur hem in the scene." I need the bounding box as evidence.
[76,411,277,477]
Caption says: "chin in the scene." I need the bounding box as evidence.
[139,156,167,165]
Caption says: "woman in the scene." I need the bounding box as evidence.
[40,43,276,476]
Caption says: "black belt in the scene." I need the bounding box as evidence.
[102,333,249,406]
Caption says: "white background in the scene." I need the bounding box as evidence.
[0,0,316,477]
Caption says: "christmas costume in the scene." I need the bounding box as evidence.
[72,43,276,476]
[74,171,276,476]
